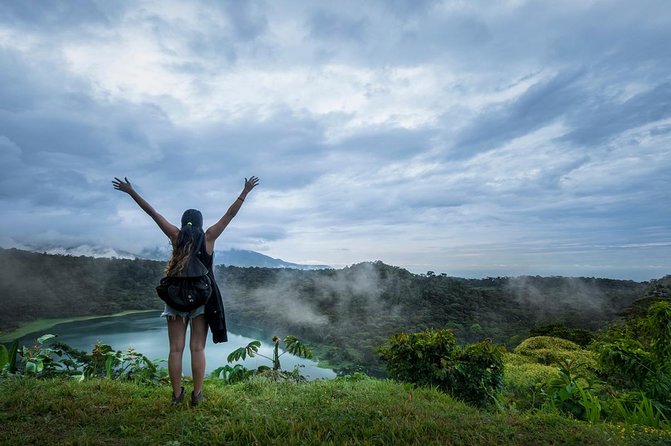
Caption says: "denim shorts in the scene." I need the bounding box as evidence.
[160,303,206,322]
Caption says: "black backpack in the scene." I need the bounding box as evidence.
[156,232,213,312]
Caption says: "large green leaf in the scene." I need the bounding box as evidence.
[210,366,228,379]
[105,355,114,379]
[25,361,37,374]
[284,336,313,359]
[227,347,247,362]
[227,340,261,363]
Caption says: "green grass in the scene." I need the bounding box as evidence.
[0,310,157,343]
[1,377,670,446]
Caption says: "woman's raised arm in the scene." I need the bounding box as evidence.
[205,176,259,250]
[112,177,179,241]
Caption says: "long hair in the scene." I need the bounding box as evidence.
[165,209,203,276]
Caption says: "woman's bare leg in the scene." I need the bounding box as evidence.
[167,317,188,398]
[190,315,208,396]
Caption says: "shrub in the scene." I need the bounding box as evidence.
[594,301,671,412]
[544,359,602,422]
[514,336,598,372]
[377,329,505,408]
[516,336,581,354]
[378,329,457,386]
[595,337,651,389]
[5,334,87,378]
[2,334,168,384]
[502,353,559,410]
[529,323,595,347]
[450,339,506,407]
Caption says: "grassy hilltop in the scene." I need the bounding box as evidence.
[2,377,670,446]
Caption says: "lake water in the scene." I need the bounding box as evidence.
[15,312,336,380]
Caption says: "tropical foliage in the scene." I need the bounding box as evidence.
[593,301,671,420]
[501,353,558,410]
[0,334,168,385]
[212,335,314,383]
[543,359,602,422]
[513,336,598,372]
[529,323,595,347]
[377,329,505,408]
[498,298,671,429]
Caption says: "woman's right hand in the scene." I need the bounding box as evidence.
[112,177,134,194]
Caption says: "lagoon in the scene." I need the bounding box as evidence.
[13,312,336,380]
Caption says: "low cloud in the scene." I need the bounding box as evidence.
[239,262,387,328]
[506,276,606,315]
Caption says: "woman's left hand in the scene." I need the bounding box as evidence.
[243,176,260,193]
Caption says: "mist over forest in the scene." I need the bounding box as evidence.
[1,247,668,374]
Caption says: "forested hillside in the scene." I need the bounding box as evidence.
[219,262,656,374]
[0,248,163,330]
[1,247,666,375]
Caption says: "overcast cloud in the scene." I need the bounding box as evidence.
[0,0,669,280]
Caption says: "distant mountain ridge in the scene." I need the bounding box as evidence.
[139,245,330,269]
[215,249,330,270]
[14,243,330,270]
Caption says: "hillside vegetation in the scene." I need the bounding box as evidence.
[1,247,663,375]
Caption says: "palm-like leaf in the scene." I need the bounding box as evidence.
[227,340,261,363]
[284,336,313,359]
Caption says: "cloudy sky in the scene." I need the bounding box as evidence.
[0,0,669,280]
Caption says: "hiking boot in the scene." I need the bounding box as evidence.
[171,386,185,404]
[191,390,205,406]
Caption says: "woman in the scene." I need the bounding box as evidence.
[113,176,259,405]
